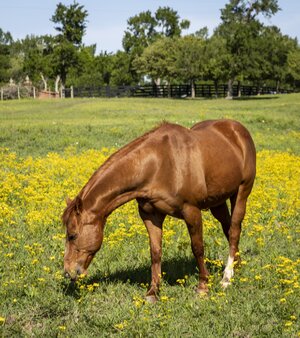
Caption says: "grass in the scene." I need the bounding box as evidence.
[0,94,299,156]
[0,94,299,337]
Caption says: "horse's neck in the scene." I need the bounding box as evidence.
[80,152,145,220]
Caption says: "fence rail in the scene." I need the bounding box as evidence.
[64,84,292,99]
[0,85,37,100]
[0,83,293,100]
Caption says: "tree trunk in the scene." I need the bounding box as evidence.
[55,75,61,93]
[214,80,219,98]
[276,80,280,93]
[154,78,161,86]
[191,79,196,99]
[226,78,234,99]
[237,80,241,97]
[168,81,171,98]
[40,73,47,91]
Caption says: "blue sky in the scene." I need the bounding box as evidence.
[1,1,299,53]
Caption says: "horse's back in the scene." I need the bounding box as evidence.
[144,120,256,184]
[191,119,256,181]
[134,120,256,214]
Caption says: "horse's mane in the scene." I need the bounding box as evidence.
[62,196,80,226]
[100,121,169,170]
[63,122,171,217]
[80,122,170,191]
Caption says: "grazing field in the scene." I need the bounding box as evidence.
[0,95,299,337]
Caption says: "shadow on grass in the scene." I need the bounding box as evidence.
[62,256,224,297]
[233,95,279,101]
[93,256,200,286]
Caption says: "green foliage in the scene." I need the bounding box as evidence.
[110,51,135,86]
[21,35,55,85]
[220,0,280,22]
[0,28,13,45]
[258,26,297,87]
[122,10,157,54]
[52,41,79,86]
[133,38,177,85]
[288,49,300,82]
[175,36,207,97]
[0,29,13,84]
[217,0,282,96]
[51,1,88,46]
[123,7,190,54]
[122,7,190,83]
[204,35,230,86]
[155,6,190,38]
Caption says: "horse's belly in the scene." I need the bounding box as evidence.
[197,190,236,209]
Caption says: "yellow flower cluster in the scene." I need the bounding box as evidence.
[1,147,298,237]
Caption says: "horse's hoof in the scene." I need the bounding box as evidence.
[195,286,209,298]
[145,295,157,303]
[221,278,231,289]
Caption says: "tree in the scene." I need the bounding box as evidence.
[155,7,190,38]
[95,52,114,85]
[204,35,230,96]
[66,45,100,87]
[20,35,55,87]
[51,1,88,46]
[0,29,13,84]
[122,10,157,55]
[110,51,135,86]
[51,2,88,86]
[175,35,207,98]
[51,42,79,87]
[256,26,297,91]
[217,0,280,98]
[123,7,190,54]
[123,7,190,83]
[287,47,300,88]
[133,37,177,87]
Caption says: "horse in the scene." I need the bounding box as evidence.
[62,119,256,302]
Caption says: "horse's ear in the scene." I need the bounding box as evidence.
[75,196,83,215]
[66,197,72,206]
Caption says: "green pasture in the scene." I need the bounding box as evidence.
[0,95,299,337]
[0,94,300,157]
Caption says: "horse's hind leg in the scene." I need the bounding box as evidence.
[221,185,250,288]
[182,204,209,294]
[210,202,231,241]
[138,205,165,303]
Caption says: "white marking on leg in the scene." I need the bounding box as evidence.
[221,255,235,289]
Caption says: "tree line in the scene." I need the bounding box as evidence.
[1,0,300,98]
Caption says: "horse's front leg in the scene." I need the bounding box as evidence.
[183,204,209,294]
[138,205,165,303]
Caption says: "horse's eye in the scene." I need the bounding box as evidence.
[68,234,77,241]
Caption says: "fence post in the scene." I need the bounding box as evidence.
[71,86,74,98]
[17,86,20,99]
[33,86,36,99]
[1,88,3,100]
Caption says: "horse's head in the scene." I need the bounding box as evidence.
[62,196,103,281]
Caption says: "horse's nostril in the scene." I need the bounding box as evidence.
[64,271,71,279]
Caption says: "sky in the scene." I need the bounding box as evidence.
[1,1,299,53]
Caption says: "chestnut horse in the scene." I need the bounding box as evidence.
[63,119,256,302]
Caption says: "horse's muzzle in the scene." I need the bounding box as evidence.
[64,271,75,280]
[64,266,84,282]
